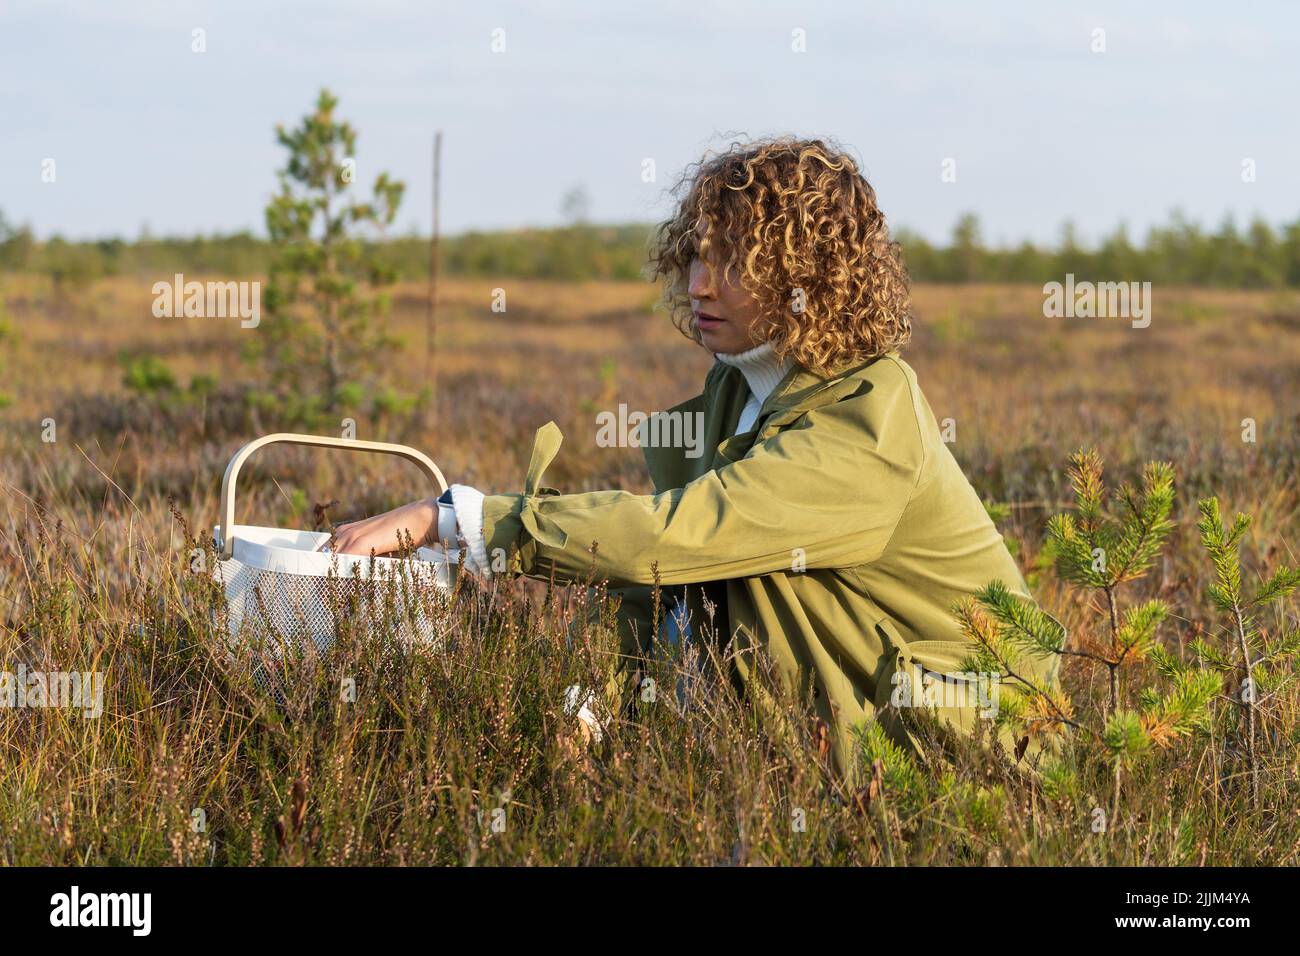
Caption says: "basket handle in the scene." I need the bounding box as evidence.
[217,432,449,559]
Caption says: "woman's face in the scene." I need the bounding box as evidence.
[688,232,764,355]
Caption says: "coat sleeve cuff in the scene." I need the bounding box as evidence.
[480,493,528,574]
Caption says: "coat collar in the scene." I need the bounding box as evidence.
[641,352,893,491]
[522,352,898,500]
[712,351,886,418]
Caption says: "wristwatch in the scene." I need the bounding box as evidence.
[434,488,460,551]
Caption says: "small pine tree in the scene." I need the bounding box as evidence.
[1045,448,1175,717]
[253,88,407,428]
[1193,496,1300,808]
[955,450,1219,816]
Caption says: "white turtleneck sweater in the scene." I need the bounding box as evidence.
[713,339,794,434]
[439,340,793,577]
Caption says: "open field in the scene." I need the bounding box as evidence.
[1,274,1298,864]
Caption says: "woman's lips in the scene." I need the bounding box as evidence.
[696,314,725,330]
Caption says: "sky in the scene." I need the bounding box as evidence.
[1,0,1297,246]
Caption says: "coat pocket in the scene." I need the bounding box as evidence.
[899,640,999,721]
[903,639,984,677]
[871,622,999,755]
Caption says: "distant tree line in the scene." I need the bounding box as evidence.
[4,208,1300,289]
[894,212,1300,287]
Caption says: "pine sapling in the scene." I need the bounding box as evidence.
[956,451,1218,819]
[1045,449,1175,717]
[257,88,407,428]
[1194,496,1300,809]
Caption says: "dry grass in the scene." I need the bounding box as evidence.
[1,273,1297,865]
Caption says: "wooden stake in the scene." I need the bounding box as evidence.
[426,130,442,440]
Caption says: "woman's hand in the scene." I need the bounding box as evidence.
[327,497,439,556]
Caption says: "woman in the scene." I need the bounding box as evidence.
[330,137,1054,774]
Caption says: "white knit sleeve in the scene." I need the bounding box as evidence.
[447,484,492,577]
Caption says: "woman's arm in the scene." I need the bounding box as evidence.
[327,496,442,557]
[333,366,926,590]
[478,379,927,589]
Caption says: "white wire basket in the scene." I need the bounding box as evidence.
[212,433,454,691]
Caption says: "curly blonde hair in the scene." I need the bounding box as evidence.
[650,137,912,375]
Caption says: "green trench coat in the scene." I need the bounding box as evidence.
[478,352,1054,775]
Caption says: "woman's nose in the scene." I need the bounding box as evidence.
[688,260,715,299]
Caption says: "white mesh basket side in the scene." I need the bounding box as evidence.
[216,555,446,694]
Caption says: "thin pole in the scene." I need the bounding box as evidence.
[426,130,442,439]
